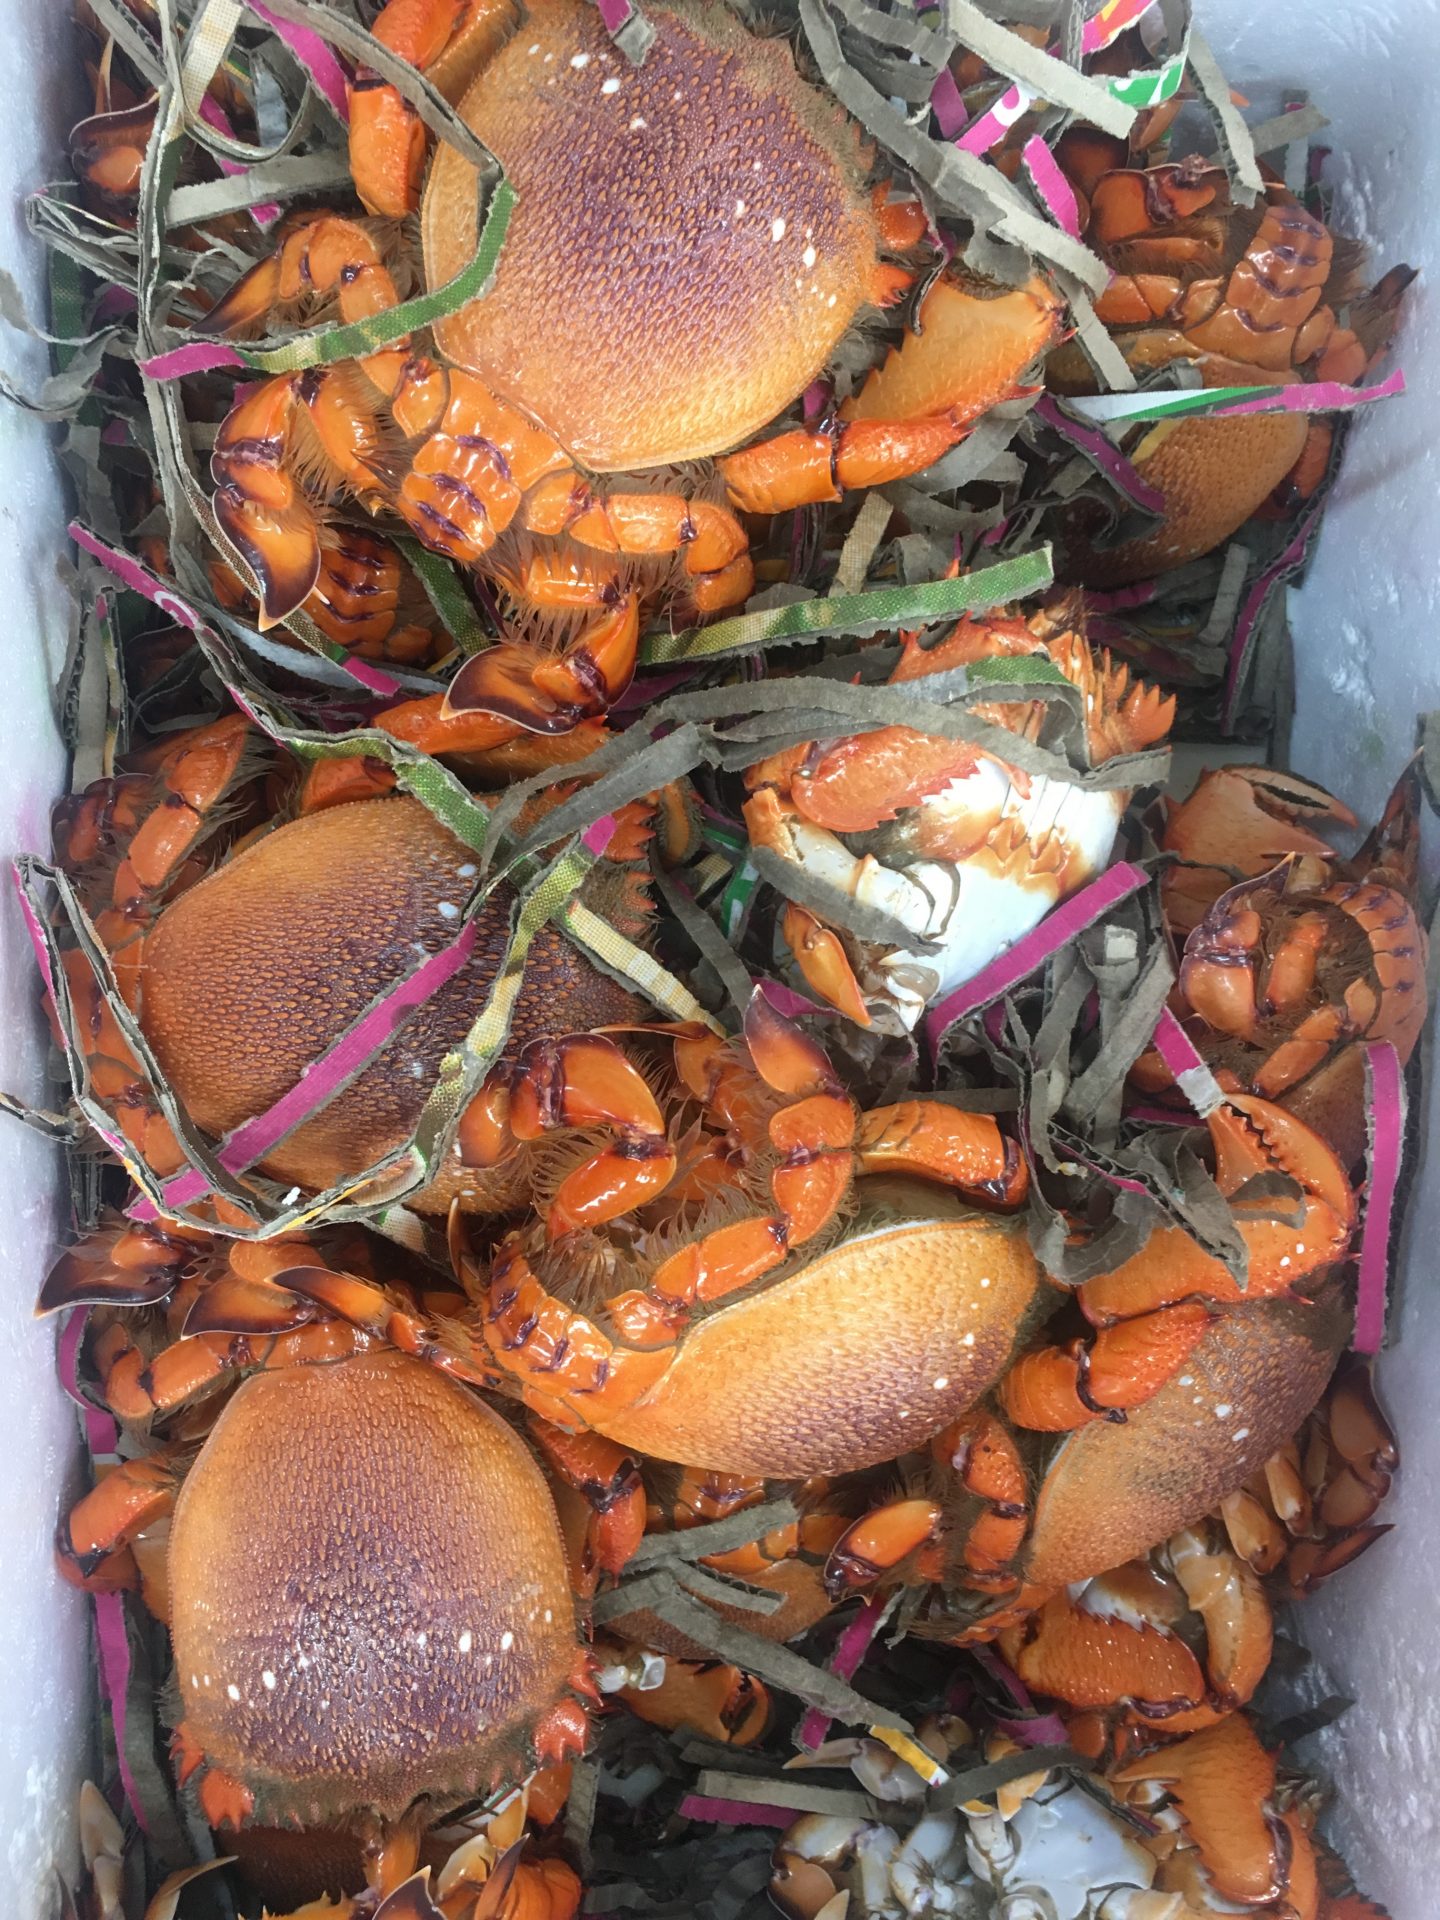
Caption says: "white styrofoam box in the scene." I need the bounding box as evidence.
[0,0,93,1908]
[1194,4,1440,1910]
[3,0,1439,1912]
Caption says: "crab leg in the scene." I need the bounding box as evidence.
[999,1302,1215,1431]
[823,1497,944,1596]
[719,274,1064,514]
[856,1102,1029,1207]
[1078,1097,1355,1323]
[615,1654,771,1746]
[349,0,517,218]
[1111,1714,1290,1907]
[825,1408,1030,1597]
[528,1419,646,1590]
[59,1451,186,1584]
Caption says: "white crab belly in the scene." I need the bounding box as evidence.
[781,769,1125,1029]
[965,1778,1159,1920]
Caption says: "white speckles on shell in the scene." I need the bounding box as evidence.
[570,50,590,67]
[601,75,620,94]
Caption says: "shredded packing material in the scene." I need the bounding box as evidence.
[5,0,1427,1914]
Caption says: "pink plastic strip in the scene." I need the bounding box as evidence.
[127,810,619,1220]
[1354,1041,1404,1355]
[957,82,1031,156]
[94,1592,151,1833]
[197,97,282,226]
[1020,136,1082,238]
[758,978,829,1022]
[1034,396,1166,515]
[924,862,1150,1059]
[69,522,403,699]
[592,0,635,28]
[1083,578,1162,613]
[970,1644,1070,1747]
[677,1796,797,1828]
[1080,0,1160,52]
[58,1309,121,1456]
[140,338,246,380]
[1151,1007,1225,1117]
[53,1313,150,1831]
[931,65,968,140]
[130,918,484,1218]
[11,862,57,1002]
[797,1595,887,1751]
[249,1,351,122]
[1219,367,1406,418]
[1220,516,1313,729]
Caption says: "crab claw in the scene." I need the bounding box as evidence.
[1162,765,1358,939]
[1111,1715,1288,1907]
[1079,1096,1354,1324]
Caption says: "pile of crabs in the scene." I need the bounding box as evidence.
[25,0,1426,1916]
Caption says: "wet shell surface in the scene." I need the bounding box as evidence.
[1023,1284,1349,1588]
[169,1350,578,1826]
[1062,411,1310,586]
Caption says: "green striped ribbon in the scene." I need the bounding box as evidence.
[393,534,494,655]
[148,179,516,376]
[640,547,1055,665]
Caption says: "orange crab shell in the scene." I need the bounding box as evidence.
[170,1349,580,1827]
[1064,409,1310,588]
[1022,1281,1350,1589]
[573,1179,1046,1479]
[138,795,641,1209]
[424,0,879,470]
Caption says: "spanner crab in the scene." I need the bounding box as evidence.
[45,1222,597,1903]
[1050,150,1412,588]
[48,710,686,1216]
[822,1094,1357,1610]
[742,597,1174,1029]
[195,0,1064,736]
[1143,764,1428,1167]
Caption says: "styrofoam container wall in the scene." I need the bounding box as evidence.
[2,0,1436,1911]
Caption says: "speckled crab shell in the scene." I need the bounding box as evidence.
[169,1349,579,1827]
[1022,1280,1351,1589]
[422,0,879,470]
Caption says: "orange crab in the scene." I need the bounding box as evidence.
[1146,764,1428,1167]
[47,1223,596,1899]
[822,1094,1357,1613]
[995,1523,1275,1756]
[453,992,1045,1477]
[742,598,1173,1029]
[48,710,687,1217]
[196,0,1064,735]
[1051,151,1411,586]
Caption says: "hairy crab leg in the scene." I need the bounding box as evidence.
[825,1408,1030,1598]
